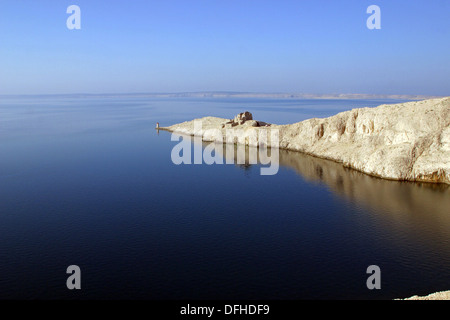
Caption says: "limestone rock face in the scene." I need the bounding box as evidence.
[161,97,450,184]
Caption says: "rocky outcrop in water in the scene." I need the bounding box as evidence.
[399,290,450,300]
[161,97,450,184]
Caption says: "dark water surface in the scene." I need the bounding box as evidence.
[0,95,449,300]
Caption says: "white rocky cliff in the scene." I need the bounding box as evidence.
[160,97,450,184]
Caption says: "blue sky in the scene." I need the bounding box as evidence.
[0,0,449,95]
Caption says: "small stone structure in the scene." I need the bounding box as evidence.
[233,111,253,125]
[222,111,270,128]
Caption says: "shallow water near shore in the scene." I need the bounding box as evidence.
[0,95,449,299]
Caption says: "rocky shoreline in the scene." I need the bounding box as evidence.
[399,290,450,300]
[161,97,450,185]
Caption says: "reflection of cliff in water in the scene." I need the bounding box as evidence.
[209,140,450,221]
[282,148,450,257]
[279,149,450,218]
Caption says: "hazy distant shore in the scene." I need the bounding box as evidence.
[0,92,442,100]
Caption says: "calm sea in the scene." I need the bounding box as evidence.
[0,95,449,300]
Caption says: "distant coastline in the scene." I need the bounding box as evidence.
[0,92,442,101]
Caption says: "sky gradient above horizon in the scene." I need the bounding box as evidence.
[0,0,449,96]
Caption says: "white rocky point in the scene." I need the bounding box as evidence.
[160,97,450,184]
[399,290,450,300]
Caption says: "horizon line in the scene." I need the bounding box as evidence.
[0,91,447,99]
[0,91,445,100]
